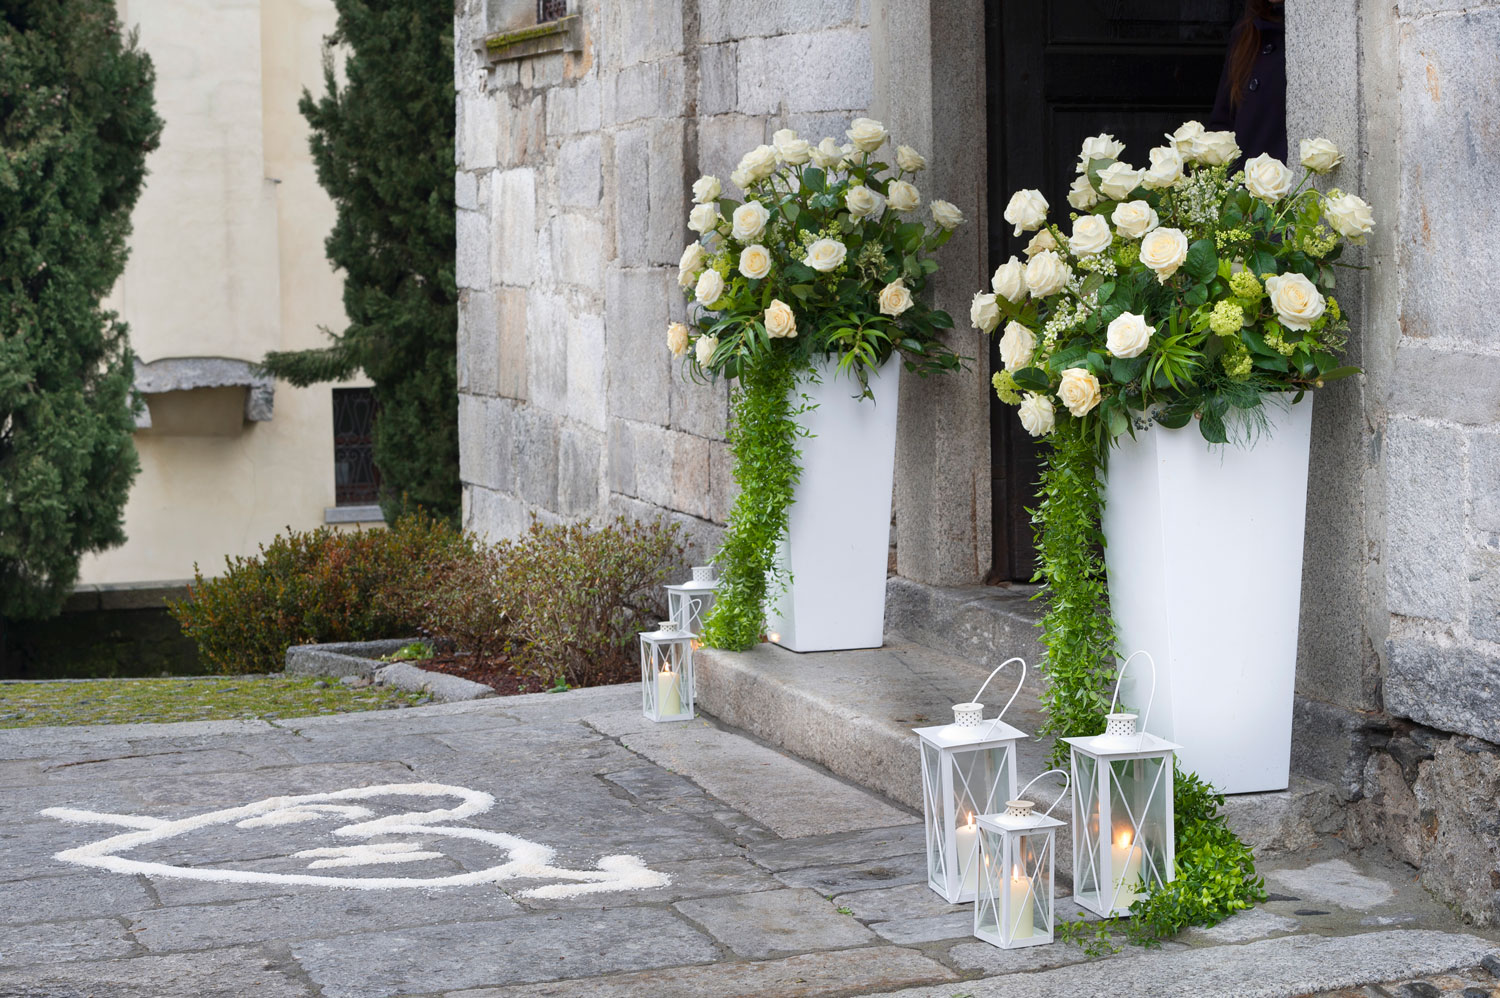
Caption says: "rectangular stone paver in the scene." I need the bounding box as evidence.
[747,822,924,871]
[773,853,927,895]
[445,946,959,998]
[674,887,878,959]
[0,944,315,998]
[0,917,136,966]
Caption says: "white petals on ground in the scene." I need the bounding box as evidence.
[293,842,446,868]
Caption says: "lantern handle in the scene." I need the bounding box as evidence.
[1108,649,1157,735]
[1016,768,1070,818]
[970,657,1026,738]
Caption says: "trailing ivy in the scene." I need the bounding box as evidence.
[700,356,808,651]
[1031,423,1267,948]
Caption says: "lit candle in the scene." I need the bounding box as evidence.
[1007,863,1034,940]
[954,812,979,895]
[656,666,682,716]
[1110,828,1143,907]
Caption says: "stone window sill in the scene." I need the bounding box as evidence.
[479,14,581,63]
[324,504,385,525]
[133,357,275,429]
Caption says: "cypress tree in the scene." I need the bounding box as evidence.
[261,0,459,522]
[0,0,162,623]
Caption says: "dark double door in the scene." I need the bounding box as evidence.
[984,0,1241,582]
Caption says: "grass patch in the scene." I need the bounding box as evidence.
[0,675,427,728]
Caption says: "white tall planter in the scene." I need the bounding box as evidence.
[767,355,900,652]
[1101,396,1314,794]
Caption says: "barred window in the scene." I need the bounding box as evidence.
[332,388,380,506]
[537,0,566,22]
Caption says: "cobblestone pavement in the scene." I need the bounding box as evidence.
[1,684,1497,997]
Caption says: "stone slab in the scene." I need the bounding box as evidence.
[1179,908,1303,945]
[748,823,925,872]
[832,881,965,922]
[674,887,878,959]
[947,938,1099,977]
[0,945,316,998]
[1265,858,1399,911]
[773,855,928,896]
[0,917,136,967]
[869,910,975,944]
[0,873,155,925]
[375,660,496,702]
[445,946,958,998]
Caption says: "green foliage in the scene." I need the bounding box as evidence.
[381,640,434,662]
[168,512,471,674]
[491,517,684,689]
[700,356,806,650]
[1053,913,1122,957]
[259,0,458,521]
[0,1,162,620]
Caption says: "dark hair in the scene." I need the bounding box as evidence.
[1227,0,1280,108]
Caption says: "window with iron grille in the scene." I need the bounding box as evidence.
[537,0,566,23]
[333,387,380,506]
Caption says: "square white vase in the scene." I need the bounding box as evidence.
[766,355,900,652]
[1101,395,1314,794]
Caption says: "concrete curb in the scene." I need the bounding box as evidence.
[283,639,496,703]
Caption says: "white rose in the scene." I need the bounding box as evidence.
[1017,393,1056,437]
[846,117,888,152]
[765,298,798,338]
[839,142,857,169]
[692,175,721,204]
[1067,175,1100,210]
[810,137,843,169]
[1069,214,1112,257]
[930,199,964,230]
[1077,132,1127,172]
[991,256,1026,302]
[1105,311,1154,359]
[695,334,719,367]
[731,200,770,242]
[1025,250,1071,298]
[1003,188,1048,236]
[803,237,847,272]
[1168,120,1207,160]
[1111,200,1160,240]
[895,145,926,172]
[887,180,921,213]
[1096,161,1142,201]
[694,269,725,307]
[688,202,720,235]
[1265,273,1326,331]
[1244,153,1294,202]
[1139,226,1189,283]
[1300,137,1343,174]
[845,184,885,219]
[772,128,811,165]
[729,167,752,191]
[998,321,1036,372]
[735,144,779,186]
[678,242,708,287]
[1057,368,1102,417]
[1324,192,1375,240]
[1024,228,1058,258]
[1142,145,1184,190]
[970,291,1001,333]
[666,322,690,358]
[738,243,771,280]
[878,279,913,317]
[1196,130,1241,166]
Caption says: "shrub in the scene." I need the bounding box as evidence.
[407,546,507,662]
[169,511,471,673]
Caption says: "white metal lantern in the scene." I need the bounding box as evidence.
[975,769,1069,950]
[1064,651,1179,917]
[914,657,1029,904]
[639,620,695,722]
[665,566,718,635]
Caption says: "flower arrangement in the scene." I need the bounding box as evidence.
[666,118,967,650]
[979,122,1374,447]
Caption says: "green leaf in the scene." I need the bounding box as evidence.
[1109,355,1147,383]
[1184,283,1209,307]
[928,309,954,329]
[1185,239,1218,283]
[1318,365,1361,382]
[1011,367,1050,392]
[800,167,825,192]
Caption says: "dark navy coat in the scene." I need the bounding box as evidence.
[1208,17,1287,164]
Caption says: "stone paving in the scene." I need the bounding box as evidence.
[0,684,1497,998]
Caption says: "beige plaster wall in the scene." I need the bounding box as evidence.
[79,0,376,587]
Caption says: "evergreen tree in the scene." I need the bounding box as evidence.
[0,0,162,622]
[261,0,458,522]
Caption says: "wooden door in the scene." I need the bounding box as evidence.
[985,0,1239,582]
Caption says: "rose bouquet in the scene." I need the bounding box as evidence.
[979,122,1374,446]
[668,118,965,392]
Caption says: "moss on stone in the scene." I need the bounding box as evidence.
[483,16,574,56]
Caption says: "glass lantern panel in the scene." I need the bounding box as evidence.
[643,640,692,720]
[1107,755,1171,909]
[974,826,1004,941]
[951,745,1011,897]
[1015,831,1052,940]
[668,591,714,634]
[1071,751,1103,914]
[921,741,947,893]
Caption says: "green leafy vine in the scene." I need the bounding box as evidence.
[700,355,808,651]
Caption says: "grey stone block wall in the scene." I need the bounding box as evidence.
[1288,0,1500,924]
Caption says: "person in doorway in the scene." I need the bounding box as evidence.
[1208,0,1286,163]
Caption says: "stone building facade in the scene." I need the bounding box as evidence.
[455,1,1499,922]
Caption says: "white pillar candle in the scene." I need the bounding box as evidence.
[656,666,682,716]
[1007,865,1034,940]
[1110,828,1143,907]
[954,813,979,895]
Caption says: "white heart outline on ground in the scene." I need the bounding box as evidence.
[40,781,670,899]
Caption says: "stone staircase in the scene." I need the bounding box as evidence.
[694,577,1346,859]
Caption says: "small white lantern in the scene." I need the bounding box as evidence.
[914,658,1029,904]
[975,769,1069,950]
[639,620,694,722]
[1063,651,1179,917]
[665,566,718,635]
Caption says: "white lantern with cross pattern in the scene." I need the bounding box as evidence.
[1064,651,1179,917]
[974,769,1069,950]
[639,620,695,722]
[914,658,1029,904]
[665,566,718,635]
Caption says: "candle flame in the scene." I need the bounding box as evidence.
[965,811,974,827]
[1115,828,1133,848]
[1012,863,1022,880]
